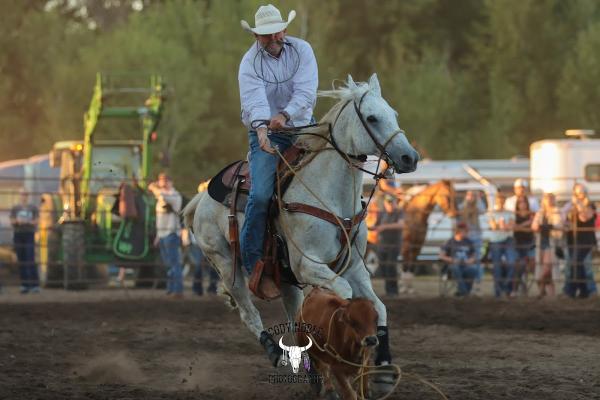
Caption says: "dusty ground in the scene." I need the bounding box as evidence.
[0,288,599,400]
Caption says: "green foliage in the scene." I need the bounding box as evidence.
[3,0,600,192]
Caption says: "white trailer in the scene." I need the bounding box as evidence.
[530,130,600,202]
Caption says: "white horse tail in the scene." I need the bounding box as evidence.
[182,192,204,229]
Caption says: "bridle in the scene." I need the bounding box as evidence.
[251,89,407,179]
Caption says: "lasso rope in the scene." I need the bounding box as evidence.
[299,299,448,400]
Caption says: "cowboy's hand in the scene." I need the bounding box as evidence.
[269,113,287,131]
[257,127,276,154]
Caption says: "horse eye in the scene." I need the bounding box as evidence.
[366,115,378,123]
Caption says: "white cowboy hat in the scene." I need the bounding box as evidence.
[241,4,296,35]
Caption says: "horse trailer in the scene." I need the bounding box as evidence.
[530,130,600,202]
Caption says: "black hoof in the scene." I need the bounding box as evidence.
[372,364,399,396]
[259,331,283,367]
[324,388,340,400]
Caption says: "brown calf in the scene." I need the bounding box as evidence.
[297,287,379,400]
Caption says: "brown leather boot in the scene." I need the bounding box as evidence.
[248,260,280,300]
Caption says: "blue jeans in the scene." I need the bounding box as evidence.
[490,237,517,297]
[188,244,219,294]
[449,263,477,295]
[564,247,596,298]
[468,234,483,282]
[14,231,39,289]
[159,233,183,294]
[240,131,293,274]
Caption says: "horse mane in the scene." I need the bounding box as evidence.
[294,80,372,149]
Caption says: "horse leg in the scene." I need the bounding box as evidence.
[199,231,282,366]
[280,282,304,327]
[294,256,353,299]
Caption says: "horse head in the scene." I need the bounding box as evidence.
[433,180,457,217]
[318,74,419,174]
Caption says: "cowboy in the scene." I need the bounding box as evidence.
[238,4,318,298]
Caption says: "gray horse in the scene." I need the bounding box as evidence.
[183,74,418,371]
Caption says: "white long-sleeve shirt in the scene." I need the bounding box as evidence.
[154,188,182,238]
[238,36,318,129]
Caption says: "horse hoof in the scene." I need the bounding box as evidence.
[371,364,399,397]
[259,331,283,367]
[324,388,340,400]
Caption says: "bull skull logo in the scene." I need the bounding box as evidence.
[278,336,312,373]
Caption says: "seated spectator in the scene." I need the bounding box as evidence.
[532,193,562,297]
[513,196,535,296]
[439,222,477,297]
[561,183,597,298]
[458,190,485,294]
[488,193,517,298]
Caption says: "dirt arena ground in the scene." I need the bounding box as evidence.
[1,287,599,400]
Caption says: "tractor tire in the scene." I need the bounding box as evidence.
[39,193,62,288]
[43,228,63,288]
[62,221,87,290]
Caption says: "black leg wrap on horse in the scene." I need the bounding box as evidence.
[260,330,282,367]
[375,326,391,365]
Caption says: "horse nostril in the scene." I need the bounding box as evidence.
[401,154,413,166]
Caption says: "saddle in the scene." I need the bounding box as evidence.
[206,145,367,300]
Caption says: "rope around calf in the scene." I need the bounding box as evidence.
[299,302,449,400]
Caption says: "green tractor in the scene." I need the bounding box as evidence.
[40,73,166,289]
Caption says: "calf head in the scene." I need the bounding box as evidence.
[341,298,379,348]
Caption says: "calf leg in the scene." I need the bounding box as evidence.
[332,367,357,400]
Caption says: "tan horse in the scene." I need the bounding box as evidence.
[401,180,457,288]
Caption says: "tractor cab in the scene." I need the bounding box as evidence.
[40,73,166,288]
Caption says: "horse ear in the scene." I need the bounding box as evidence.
[347,74,356,88]
[368,73,381,96]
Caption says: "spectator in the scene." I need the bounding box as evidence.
[458,190,485,294]
[532,193,562,297]
[375,194,403,296]
[148,173,184,298]
[513,197,535,296]
[504,178,540,212]
[488,193,517,298]
[439,222,477,296]
[10,189,40,294]
[561,183,597,298]
[182,228,219,296]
